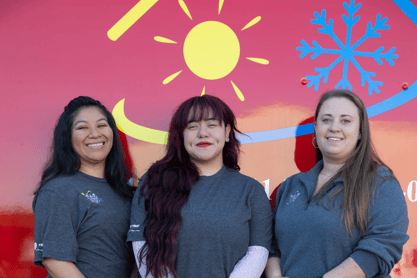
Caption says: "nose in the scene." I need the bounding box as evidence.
[197,124,209,138]
[88,126,101,138]
[329,120,341,132]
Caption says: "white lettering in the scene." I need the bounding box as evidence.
[262,179,271,200]
[407,180,417,202]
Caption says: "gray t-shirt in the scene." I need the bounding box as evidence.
[127,166,272,278]
[33,172,133,278]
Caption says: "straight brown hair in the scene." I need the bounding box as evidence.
[314,89,394,236]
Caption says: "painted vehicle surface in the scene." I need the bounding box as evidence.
[1,0,416,276]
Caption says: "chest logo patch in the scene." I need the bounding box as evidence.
[287,191,300,205]
[81,191,103,203]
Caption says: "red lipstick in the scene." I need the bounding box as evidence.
[196,141,212,147]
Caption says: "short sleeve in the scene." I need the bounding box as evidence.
[127,175,147,242]
[33,189,78,266]
[249,181,273,251]
[350,176,409,278]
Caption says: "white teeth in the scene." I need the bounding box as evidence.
[87,143,104,147]
[328,138,341,141]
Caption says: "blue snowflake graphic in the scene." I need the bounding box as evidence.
[297,0,398,95]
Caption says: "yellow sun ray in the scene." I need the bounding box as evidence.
[112,99,168,144]
[179,0,193,20]
[231,81,245,101]
[246,57,269,65]
[154,36,178,44]
[201,86,206,96]
[107,0,159,41]
[241,16,261,31]
[218,0,224,15]
[163,70,183,85]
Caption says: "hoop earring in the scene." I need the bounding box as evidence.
[312,136,318,149]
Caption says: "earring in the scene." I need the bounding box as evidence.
[312,136,318,149]
[226,137,229,142]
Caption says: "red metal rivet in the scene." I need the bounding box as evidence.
[402,82,409,90]
[301,77,308,85]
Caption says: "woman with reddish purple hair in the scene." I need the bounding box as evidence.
[127,95,272,278]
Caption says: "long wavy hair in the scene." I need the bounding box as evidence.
[139,95,242,278]
[34,96,133,199]
[313,89,393,236]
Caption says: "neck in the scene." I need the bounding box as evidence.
[195,161,223,176]
[321,157,345,176]
[79,163,106,179]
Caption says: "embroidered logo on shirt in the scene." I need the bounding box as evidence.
[81,191,103,203]
[286,191,300,205]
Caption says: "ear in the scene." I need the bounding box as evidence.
[358,133,361,140]
[225,124,231,142]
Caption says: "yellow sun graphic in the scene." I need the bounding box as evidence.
[108,0,268,102]
[107,0,268,143]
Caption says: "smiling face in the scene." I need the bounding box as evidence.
[183,108,231,171]
[71,106,113,173]
[315,97,361,163]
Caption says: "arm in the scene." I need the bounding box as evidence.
[322,257,365,278]
[229,246,268,278]
[33,189,79,269]
[264,257,288,278]
[325,174,409,278]
[132,241,173,278]
[42,258,85,278]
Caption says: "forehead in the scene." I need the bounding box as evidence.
[318,97,359,117]
[73,106,106,123]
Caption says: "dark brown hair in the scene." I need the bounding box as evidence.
[139,95,241,278]
[313,89,393,236]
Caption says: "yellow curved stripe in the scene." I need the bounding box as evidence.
[154,36,178,44]
[163,70,182,85]
[179,0,193,20]
[231,80,245,101]
[107,0,159,41]
[241,16,261,31]
[218,0,224,15]
[246,57,269,65]
[112,99,168,144]
[201,86,206,96]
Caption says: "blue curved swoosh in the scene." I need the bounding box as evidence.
[238,81,417,144]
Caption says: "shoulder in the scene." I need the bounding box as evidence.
[224,167,262,187]
[39,174,81,194]
[223,167,267,196]
[370,166,405,208]
[277,171,308,193]
[373,165,400,191]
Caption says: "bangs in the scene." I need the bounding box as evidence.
[184,99,225,125]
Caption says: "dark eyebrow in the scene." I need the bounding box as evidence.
[74,120,87,126]
[204,117,217,121]
[74,118,108,126]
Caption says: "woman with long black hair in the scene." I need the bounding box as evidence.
[128,95,272,278]
[33,96,135,278]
